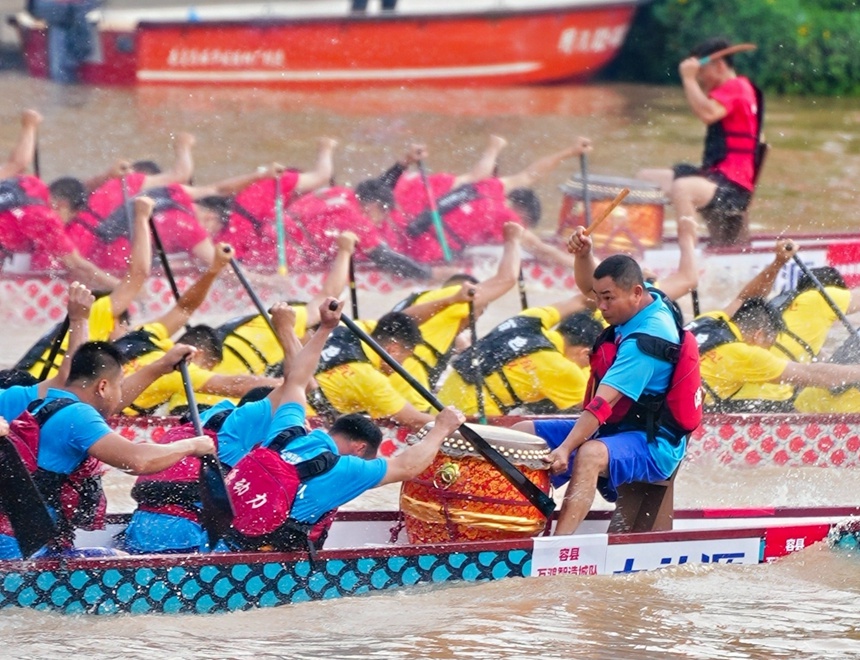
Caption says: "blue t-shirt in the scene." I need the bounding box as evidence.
[200,398,273,468]
[264,403,387,523]
[599,291,686,476]
[33,388,112,475]
[0,384,39,422]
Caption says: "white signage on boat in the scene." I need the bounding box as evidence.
[605,537,761,573]
[166,48,286,69]
[531,533,608,577]
[557,26,627,55]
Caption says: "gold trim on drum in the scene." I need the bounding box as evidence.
[439,424,551,470]
[400,494,548,534]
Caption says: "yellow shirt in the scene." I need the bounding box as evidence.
[437,306,589,415]
[410,285,469,371]
[697,311,794,404]
[122,322,212,415]
[771,287,851,362]
[25,296,116,379]
[313,319,412,419]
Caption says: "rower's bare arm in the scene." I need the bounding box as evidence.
[566,226,599,296]
[87,431,214,475]
[499,137,591,191]
[62,251,121,292]
[187,162,284,199]
[0,109,41,179]
[305,232,357,324]
[295,137,337,193]
[520,229,575,270]
[198,373,281,398]
[269,302,301,376]
[377,406,465,486]
[142,132,195,189]
[391,402,434,432]
[40,282,95,397]
[473,222,522,308]
[155,243,232,335]
[119,344,196,410]
[271,298,342,409]
[777,361,860,389]
[83,159,130,192]
[109,196,154,319]
[725,239,796,317]
[679,58,728,125]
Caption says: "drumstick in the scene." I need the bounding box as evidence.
[566,187,628,253]
[698,43,756,65]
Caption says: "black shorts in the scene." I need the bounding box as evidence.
[672,164,753,218]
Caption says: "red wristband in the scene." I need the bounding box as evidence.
[584,396,613,425]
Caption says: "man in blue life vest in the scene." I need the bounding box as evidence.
[225,297,466,553]
[540,226,702,536]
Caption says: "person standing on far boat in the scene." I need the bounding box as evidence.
[637,37,764,247]
[541,228,703,536]
[28,0,100,83]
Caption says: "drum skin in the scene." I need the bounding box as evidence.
[558,175,667,253]
[400,425,552,544]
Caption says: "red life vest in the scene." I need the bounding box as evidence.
[586,296,703,444]
[130,411,230,523]
[225,426,339,552]
[0,399,107,547]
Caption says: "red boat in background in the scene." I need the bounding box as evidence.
[12,0,644,87]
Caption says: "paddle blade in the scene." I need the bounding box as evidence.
[0,436,58,558]
[198,454,234,548]
[456,424,556,519]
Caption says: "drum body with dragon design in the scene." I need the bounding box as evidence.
[400,424,552,544]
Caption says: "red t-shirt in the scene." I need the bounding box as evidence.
[0,176,74,269]
[393,172,456,219]
[708,76,759,191]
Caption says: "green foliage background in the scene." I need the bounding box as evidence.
[606,0,860,95]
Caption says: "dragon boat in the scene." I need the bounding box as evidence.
[0,505,854,615]
[12,0,641,88]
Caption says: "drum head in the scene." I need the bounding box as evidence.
[440,423,550,469]
[560,174,667,205]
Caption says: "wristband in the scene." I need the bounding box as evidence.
[584,396,613,425]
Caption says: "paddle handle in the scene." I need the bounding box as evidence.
[698,43,756,65]
[274,174,288,277]
[229,257,279,340]
[38,315,70,382]
[580,152,592,228]
[417,160,453,263]
[149,216,182,303]
[467,291,486,424]
[582,187,629,237]
[791,254,860,341]
[517,267,529,311]
[178,361,204,435]
[332,303,555,518]
[349,256,359,319]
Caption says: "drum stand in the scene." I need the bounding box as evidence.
[607,470,677,533]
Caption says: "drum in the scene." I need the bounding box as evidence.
[400,424,552,544]
[558,175,667,253]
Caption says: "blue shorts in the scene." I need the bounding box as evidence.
[533,420,669,502]
[122,510,206,554]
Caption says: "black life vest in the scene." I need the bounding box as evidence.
[450,315,556,413]
[0,178,45,212]
[113,328,160,362]
[0,398,107,549]
[702,81,766,183]
[316,326,369,373]
[15,321,67,374]
[587,293,702,444]
[216,313,273,375]
[406,183,479,253]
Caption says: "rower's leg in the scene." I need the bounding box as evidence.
[671,175,718,240]
[554,440,608,536]
[635,167,674,197]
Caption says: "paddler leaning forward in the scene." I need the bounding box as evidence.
[522,225,703,536]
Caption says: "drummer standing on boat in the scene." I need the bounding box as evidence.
[541,228,702,536]
[638,37,764,247]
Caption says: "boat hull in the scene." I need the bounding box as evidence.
[14,2,638,87]
[0,507,851,615]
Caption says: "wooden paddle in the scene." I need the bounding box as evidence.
[698,43,757,65]
[334,303,556,519]
[37,315,69,382]
[417,159,453,262]
[349,255,359,319]
[792,254,860,342]
[177,361,234,547]
[580,152,593,228]
[229,257,279,339]
[466,289,486,424]
[274,174,289,277]
[0,435,58,558]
